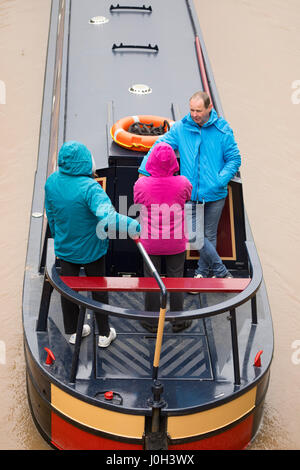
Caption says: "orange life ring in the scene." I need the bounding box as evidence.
[110,115,174,152]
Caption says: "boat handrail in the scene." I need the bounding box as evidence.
[42,238,262,323]
[38,238,262,385]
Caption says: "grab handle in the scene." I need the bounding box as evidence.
[112,43,158,52]
[110,4,152,12]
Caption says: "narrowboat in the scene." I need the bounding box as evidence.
[23,0,273,450]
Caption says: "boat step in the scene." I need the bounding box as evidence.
[60,276,250,293]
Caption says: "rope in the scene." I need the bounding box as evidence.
[128,120,170,136]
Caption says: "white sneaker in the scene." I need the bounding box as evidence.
[98,328,117,348]
[190,274,203,294]
[69,324,91,344]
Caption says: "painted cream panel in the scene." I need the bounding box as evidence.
[168,387,257,439]
[51,385,144,439]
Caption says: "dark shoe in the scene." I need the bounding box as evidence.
[172,320,192,333]
[140,321,158,333]
[215,272,233,278]
[224,272,233,278]
[189,274,203,294]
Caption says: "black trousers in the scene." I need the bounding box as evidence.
[143,252,186,327]
[60,257,110,336]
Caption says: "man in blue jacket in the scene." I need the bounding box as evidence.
[138,91,241,280]
[45,141,140,347]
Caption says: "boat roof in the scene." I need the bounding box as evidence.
[62,0,213,168]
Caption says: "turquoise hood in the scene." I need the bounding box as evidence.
[45,141,140,264]
[58,140,93,176]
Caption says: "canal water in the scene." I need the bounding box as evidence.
[0,0,299,449]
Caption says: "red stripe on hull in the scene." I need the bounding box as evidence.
[51,411,254,450]
[169,414,254,450]
[51,413,143,450]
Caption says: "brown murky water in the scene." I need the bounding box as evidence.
[0,0,299,450]
[0,0,52,450]
[196,0,300,450]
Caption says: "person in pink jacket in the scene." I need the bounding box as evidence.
[134,142,192,332]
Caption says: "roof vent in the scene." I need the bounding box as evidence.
[128,84,152,95]
[89,16,109,25]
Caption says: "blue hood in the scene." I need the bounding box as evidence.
[183,108,220,131]
[58,141,93,176]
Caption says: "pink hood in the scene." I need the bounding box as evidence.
[134,143,192,255]
[145,143,179,177]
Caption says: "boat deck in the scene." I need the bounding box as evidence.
[25,270,272,415]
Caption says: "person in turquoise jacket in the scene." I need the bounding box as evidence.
[45,141,140,347]
[138,91,241,279]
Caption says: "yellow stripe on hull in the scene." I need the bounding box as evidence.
[167,386,257,439]
[51,384,145,439]
[51,383,257,441]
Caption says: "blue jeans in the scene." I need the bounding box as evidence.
[193,198,228,278]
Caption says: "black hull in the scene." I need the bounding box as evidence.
[25,337,271,450]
